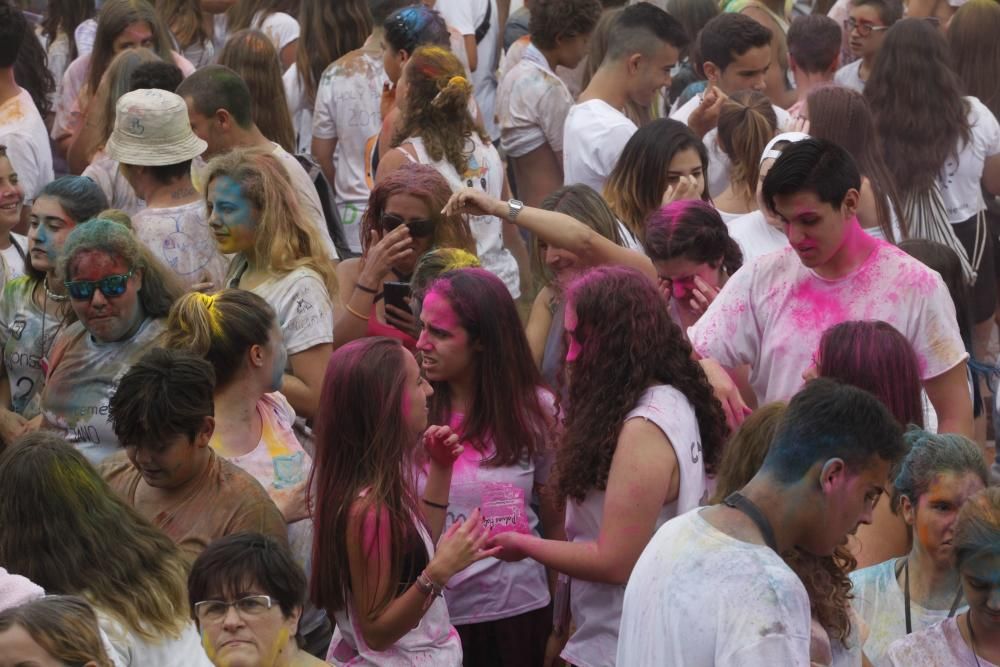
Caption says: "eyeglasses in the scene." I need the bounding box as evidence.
[194,595,274,623]
[382,213,434,239]
[64,270,134,301]
[843,18,889,36]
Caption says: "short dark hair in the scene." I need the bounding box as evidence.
[605,2,689,62]
[697,13,772,74]
[0,4,27,68]
[176,65,253,129]
[188,533,307,619]
[762,138,861,213]
[129,61,184,93]
[530,0,604,51]
[109,348,216,449]
[762,378,906,483]
[370,0,413,24]
[787,15,842,73]
[852,0,903,26]
[142,160,194,185]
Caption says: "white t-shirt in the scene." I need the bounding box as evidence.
[310,45,387,253]
[74,19,97,57]
[414,392,555,625]
[98,614,212,667]
[226,260,334,359]
[887,617,995,667]
[496,43,573,159]
[617,509,812,666]
[41,318,166,465]
[179,39,215,70]
[671,99,791,198]
[327,511,462,666]
[282,64,312,154]
[727,210,788,262]
[0,234,27,285]
[561,385,708,667]
[0,275,58,418]
[402,134,520,298]
[131,201,228,291]
[689,242,968,404]
[834,60,865,93]
[254,11,300,52]
[83,152,145,215]
[850,558,969,667]
[435,0,500,140]
[562,99,637,194]
[193,142,338,260]
[0,89,54,202]
[500,35,583,100]
[939,97,1000,224]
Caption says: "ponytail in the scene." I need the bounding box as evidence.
[717,90,777,196]
[162,289,276,388]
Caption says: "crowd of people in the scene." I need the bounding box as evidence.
[0,0,998,665]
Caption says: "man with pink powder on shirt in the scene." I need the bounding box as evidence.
[692,138,973,438]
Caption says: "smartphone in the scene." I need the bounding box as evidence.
[383,281,412,313]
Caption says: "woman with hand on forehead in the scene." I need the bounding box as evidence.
[333,163,475,350]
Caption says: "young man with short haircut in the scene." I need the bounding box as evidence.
[690,139,973,438]
[0,5,53,220]
[102,348,287,562]
[497,0,602,207]
[671,13,789,196]
[834,0,902,92]
[618,378,907,664]
[562,2,687,193]
[786,15,842,117]
[106,89,228,292]
[176,65,339,260]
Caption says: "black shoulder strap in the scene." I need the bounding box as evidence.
[475,0,492,44]
[723,492,778,551]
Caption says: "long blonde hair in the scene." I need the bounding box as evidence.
[218,29,296,153]
[154,0,209,50]
[204,148,338,297]
[0,434,191,642]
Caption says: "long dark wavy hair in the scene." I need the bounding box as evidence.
[807,86,906,243]
[864,19,971,195]
[393,46,489,175]
[309,337,425,616]
[295,0,371,108]
[14,19,55,118]
[40,0,97,63]
[948,0,1000,122]
[425,269,552,467]
[554,266,727,503]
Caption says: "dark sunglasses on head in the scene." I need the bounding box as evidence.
[64,269,134,301]
[382,213,434,238]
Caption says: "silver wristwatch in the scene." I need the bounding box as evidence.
[507,198,524,221]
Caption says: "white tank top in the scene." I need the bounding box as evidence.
[327,513,462,666]
[400,134,520,298]
[560,385,709,667]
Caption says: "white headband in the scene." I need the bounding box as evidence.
[759,131,811,165]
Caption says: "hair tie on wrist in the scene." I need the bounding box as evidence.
[345,303,370,321]
[355,282,379,295]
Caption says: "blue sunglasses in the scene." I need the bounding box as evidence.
[64,269,134,301]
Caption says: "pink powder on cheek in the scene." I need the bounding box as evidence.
[566,335,582,362]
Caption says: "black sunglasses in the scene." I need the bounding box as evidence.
[382,213,434,239]
[64,270,134,301]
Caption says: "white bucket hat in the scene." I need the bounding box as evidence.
[105,88,207,167]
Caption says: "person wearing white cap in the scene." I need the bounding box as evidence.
[105,88,228,293]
